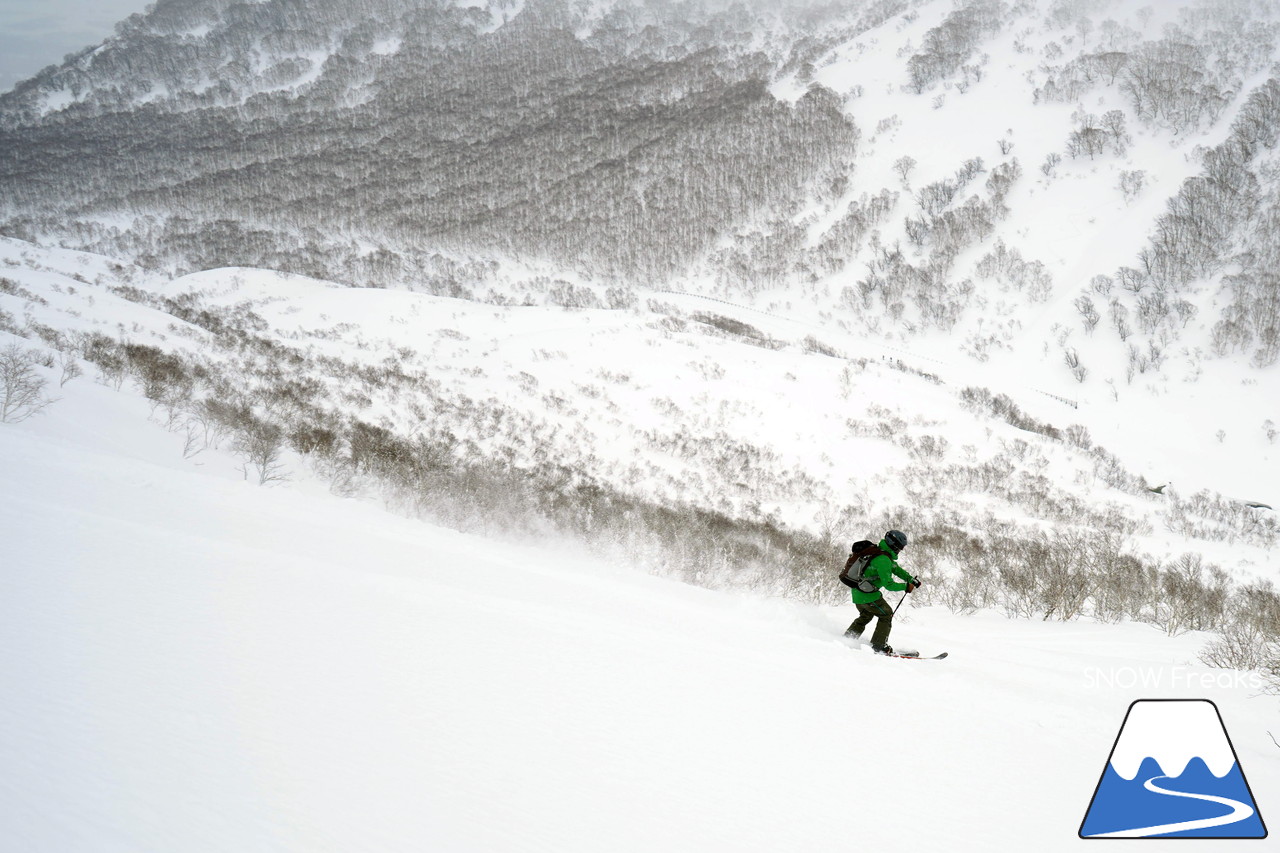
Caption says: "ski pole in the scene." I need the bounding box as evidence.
[894,578,923,614]
[894,577,923,614]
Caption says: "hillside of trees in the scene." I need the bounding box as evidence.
[0,0,876,283]
[3,0,1279,387]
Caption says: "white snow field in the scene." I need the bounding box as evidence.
[2,364,1277,853]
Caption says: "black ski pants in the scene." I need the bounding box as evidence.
[846,597,894,649]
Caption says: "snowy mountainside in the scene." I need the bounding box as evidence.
[2,331,1277,852]
[0,0,870,278]
[3,236,1277,613]
[2,0,1280,416]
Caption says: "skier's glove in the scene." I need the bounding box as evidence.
[907,580,922,592]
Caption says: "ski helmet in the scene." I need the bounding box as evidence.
[885,529,908,552]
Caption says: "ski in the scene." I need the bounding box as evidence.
[843,639,947,659]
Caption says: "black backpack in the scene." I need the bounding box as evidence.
[838,540,888,593]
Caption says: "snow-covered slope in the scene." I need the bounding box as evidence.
[4,236,1276,596]
[3,350,1276,852]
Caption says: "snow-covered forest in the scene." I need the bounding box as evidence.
[2,0,1279,848]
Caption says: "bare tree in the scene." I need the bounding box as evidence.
[1119,169,1145,202]
[1200,622,1273,670]
[893,155,918,185]
[1067,113,1109,159]
[1064,347,1088,383]
[1,344,55,423]
[234,421,289,485]
[1074,295,1101,333]
[1101,109,1130,153]
[1094,51,1128,85]
[1111,299,1133,341]
[57,351,82,387]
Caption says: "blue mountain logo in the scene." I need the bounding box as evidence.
[1080,699,1266,838]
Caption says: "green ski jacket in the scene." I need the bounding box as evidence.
[849,539,917,604]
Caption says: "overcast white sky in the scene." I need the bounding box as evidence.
[0,2,151,91]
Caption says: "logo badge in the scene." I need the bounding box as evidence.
[1080,699,1267,839]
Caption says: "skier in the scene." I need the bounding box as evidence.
[843,529,920,655]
